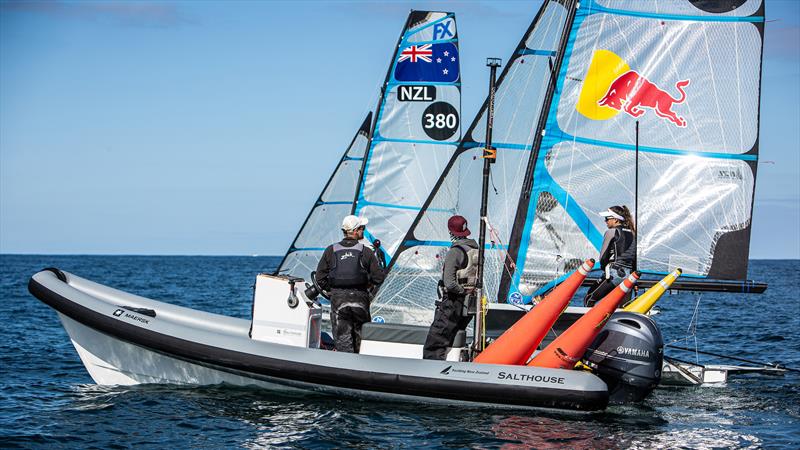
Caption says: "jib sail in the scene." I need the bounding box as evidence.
[277,113,372,278]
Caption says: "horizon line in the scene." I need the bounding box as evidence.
[1,253,797,261]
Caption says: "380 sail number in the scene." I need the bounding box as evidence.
[421,101,459,141]
[424,113,457,130]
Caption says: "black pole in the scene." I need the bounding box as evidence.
[474,57,501,354]
[634,120,639,272]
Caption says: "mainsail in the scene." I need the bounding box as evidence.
[502,0,765,302]
[353,11,462,259]
[277,113,372,278]
[373,1,573,324]
[278,10,462,280]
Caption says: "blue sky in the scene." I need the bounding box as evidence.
[1,0,798,258]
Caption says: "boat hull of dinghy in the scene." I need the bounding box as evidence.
[28,269,609,411]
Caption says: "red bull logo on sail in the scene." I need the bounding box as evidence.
[576,50,690,128]
[597,70,690,128]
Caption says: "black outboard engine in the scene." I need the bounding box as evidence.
[581,312,663,404]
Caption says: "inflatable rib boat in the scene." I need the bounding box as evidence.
[29,268,610,411]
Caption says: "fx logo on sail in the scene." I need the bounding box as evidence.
[433,19,454,40]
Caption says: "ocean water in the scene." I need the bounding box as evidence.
[1,255,798,449]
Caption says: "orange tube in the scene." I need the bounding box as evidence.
[528,271,640,369]
[474,259,595,365]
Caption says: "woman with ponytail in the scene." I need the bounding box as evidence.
[584,205,637,306]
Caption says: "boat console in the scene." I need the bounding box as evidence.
[250,274,322,348]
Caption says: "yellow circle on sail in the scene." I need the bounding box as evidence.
[576,50,630,121]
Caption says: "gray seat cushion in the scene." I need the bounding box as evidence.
[362,322,466,347]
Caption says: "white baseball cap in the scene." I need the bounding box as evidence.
[341,215,369,231]
[598,209,624,221]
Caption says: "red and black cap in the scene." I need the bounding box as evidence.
[447,215,470,237]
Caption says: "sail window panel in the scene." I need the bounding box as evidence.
[406,12,454,43]
[519,198,598,297]
[524,1,569,52]
[594,0,762,17]
[373,244,445,325]
[482,248,512,303]
[411,147,529,243]
[378,85,461,143]
[484,149,531,242]
[557,13,762,154]
[407,146,529,245]
[470,56,552,146]
[320,160,361,203]
[280,251,322,279]
[361,141,455,207]
[359,205,419,257]
[292,203,352,250]
[545,141,754,277]
[411,148,483,242]
[347,132,369,159]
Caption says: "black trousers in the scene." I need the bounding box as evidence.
[584,265,633,307]
[330,289,371,353]
[423,295,472,360]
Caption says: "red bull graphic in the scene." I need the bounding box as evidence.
[597,70,690,128]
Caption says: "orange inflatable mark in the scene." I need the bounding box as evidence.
[528,272,640,369]
[474,259,595,365]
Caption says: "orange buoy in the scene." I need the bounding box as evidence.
[474,258,595,365]
[528,271,640,369]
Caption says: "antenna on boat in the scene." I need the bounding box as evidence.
[473,57,502,356]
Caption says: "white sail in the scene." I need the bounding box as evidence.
[353,11,462,260]
[504,0,764,301]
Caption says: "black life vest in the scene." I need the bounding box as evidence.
[329,242,369,288]
[612,228,636,269]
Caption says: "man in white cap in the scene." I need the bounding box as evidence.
[315,215,385,353]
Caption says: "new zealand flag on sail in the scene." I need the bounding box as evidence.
[394,43,459,83]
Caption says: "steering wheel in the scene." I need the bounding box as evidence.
[309,271,331,300]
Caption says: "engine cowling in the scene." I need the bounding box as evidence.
[582,312,663,404]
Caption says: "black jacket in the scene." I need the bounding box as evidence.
[598,227,636,270]
[316,238,386,292]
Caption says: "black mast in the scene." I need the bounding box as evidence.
[634,120,639,272]
[474,57,502,354]
[497,0,579,303]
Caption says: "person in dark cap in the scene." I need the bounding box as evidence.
[423,215,479,360]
